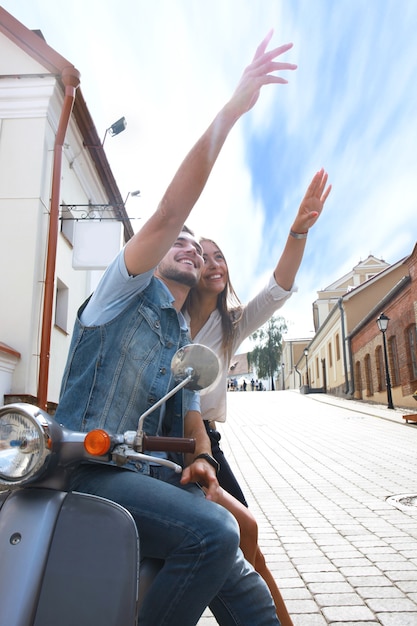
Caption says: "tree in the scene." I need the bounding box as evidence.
[247,315,287,391]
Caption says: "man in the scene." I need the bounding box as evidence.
[55,32,296,625]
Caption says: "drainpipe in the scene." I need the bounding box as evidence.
[338,298,350,395]
[38,66,81,411]
[347,334,354,397]
[294,365,302,388]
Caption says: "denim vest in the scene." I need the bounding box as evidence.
[55,277,192,441]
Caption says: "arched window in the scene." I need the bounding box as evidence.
[355,361,362,399]
[388,336,400,387]
[375,345,385,391]
[407,325,417,380]
[364,354,373,396]
[335,334,340,361]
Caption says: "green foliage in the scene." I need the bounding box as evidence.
[247,315,287,391]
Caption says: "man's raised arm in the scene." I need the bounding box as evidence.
[124,31,296,276]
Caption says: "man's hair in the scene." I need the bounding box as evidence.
[181,224,194,236]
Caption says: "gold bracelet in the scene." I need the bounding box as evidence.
[290,229,308,240]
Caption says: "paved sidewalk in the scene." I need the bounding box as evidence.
[198,390,417,625]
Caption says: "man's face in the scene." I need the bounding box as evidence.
[156,232,204,287]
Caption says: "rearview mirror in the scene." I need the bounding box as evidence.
[171,344,219,391]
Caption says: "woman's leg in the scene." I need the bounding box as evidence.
[255,548,295,626]
[210,487,258,565]
[212,488,294,625]
[205,422,247,505]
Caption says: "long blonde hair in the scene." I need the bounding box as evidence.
[185,238,243,359]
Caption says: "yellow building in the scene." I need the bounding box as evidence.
[283,252,413,406]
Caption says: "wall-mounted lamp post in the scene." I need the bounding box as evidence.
[376,312,394,410]
[102,116,127,146]
[124,189,141,205]
[304,348,309,388]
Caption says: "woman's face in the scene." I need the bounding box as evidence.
[198,240,228,295]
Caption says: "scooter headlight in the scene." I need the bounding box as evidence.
[0,404,51,488]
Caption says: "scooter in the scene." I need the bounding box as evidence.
[0,343,219,626]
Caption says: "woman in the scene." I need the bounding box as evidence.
[184,169,331,624]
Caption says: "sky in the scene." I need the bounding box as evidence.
[2,0,417,343]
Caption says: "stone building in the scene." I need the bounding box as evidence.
[349,243,417,409]
[283,245,417,410]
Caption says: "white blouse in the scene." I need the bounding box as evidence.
[184,275,296,423]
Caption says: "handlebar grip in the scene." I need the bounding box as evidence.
[142,434,196,454]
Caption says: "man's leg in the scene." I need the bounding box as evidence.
[160,462,280,625]
[71,464,240,625]
[210,556,280,626]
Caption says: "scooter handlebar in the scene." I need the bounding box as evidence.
[142,434,195,454]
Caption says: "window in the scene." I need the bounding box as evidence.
[388,336,400,387]
[376,345,385,391]
[355,361,362,399]
[328,343,333,367]
[55,278,69,333]
[335,334,340,361]
[364,354,373,396]
[60,204,75,245]
[407,325,417,380]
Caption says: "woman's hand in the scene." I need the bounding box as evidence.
[291,169,332,234]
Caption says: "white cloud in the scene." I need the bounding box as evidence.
[3,0,417,338]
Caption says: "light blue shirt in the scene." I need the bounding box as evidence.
[80,249,199,414]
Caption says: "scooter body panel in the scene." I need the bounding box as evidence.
[0,488,140,626]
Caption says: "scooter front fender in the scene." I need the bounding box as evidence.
[0,488,139,626]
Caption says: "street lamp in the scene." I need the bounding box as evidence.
[281,363,285,390]
[303,348,309,388]
[376,312,394,409]
[124,189,141,205]
[102,116,127,146]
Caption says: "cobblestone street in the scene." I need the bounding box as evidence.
[198,390,417,625]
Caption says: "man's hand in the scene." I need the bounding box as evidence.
[181,458,220,501]
[123,30,296,279]
[226,30,297,119]
[180,410,221,500]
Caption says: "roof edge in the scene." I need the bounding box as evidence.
[0,6,76,74]
[0,6,133,241]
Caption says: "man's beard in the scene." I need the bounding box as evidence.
[159,265,199,288]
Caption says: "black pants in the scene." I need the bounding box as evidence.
[204,421,248,507]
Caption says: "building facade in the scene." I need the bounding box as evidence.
[313,255,390,331]
[349,244,417,409]
[283,247,417,410]
[0,8,132,409]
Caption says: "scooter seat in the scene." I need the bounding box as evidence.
[138,558,164,606]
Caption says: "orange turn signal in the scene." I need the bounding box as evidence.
[84,429,111,456]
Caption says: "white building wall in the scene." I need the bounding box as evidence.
[0,32,116,405]
[0,349,20,404]
[0,111,52,398]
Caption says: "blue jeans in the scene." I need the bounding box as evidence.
[71,464,279,626]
